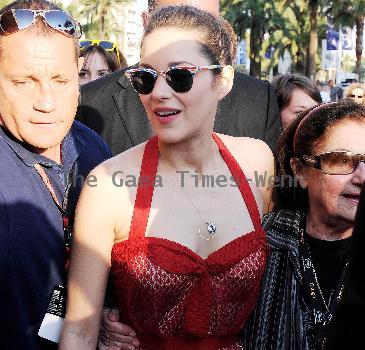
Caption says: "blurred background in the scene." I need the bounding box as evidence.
[1,0,364,87]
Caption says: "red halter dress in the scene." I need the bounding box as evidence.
[111,134,268,350]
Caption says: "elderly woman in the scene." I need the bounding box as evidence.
[344,82,365,105]
[244,100,365,350]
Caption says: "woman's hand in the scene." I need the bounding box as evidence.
[98,308,140,350]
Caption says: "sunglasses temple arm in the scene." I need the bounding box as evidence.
[116,49,121,65]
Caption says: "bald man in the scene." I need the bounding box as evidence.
[77,0,280,154]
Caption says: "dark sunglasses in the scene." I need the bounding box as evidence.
[125,65,223,94]
[300,151,365,175]
[350,94,363,98]
[0,9,82,38]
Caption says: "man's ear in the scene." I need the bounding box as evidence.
[216,65,234,101]
[141,11,150,30]
[290,157,308,189]
[77,57,85,73]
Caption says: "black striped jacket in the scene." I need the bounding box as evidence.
[243,209,314,350]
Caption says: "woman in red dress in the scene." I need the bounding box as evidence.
[60,5,274,350]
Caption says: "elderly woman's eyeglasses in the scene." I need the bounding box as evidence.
[125,65,223,95]
[80,39,120,64]
[300,151,365,175]
[0,9,82,38]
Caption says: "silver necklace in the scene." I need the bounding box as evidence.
[161,151,218,241]
[160,161,217,241]
[181,186,217,241]
[301,228,329,311]
[307,246,330,311]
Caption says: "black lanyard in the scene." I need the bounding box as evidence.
[299,227,348,350]
[34,163,73,282]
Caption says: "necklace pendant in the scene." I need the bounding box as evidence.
[198,221,217,241]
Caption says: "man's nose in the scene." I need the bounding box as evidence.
[33,83,56,113]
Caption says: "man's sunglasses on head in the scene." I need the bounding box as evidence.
[80,39,121,64]
[125,65,223,95]
[0,9,82,38]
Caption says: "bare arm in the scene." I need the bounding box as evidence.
[263,150,275,214]
[59,165,117,350]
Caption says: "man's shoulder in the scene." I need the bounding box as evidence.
[233,71,269,90]
[71,120,111,157]
[0,133,18,163]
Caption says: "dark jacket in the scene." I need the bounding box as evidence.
[0,121,111,350]
[77,68,280,155]
[243,209,312,350]
[327,184,365,349]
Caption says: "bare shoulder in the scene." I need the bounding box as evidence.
[81,141,147,208]
[79,142,148,241]
[215,133,273,172]
[97,142,146,177]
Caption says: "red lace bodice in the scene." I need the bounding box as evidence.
[111,134,268,350]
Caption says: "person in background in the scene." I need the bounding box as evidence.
[344,82,365,106]
[60,5,274,350]
[76,0,281,155]
[271,73,322,129]
[328,79,343,102]
[244,100,365,350]
[0,1,111,349]
[317,82,331,103]
[79,40,127,85]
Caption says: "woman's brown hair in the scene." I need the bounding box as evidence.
[142,5,237,67]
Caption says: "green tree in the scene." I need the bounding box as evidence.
[306,0,319,79]
[266,0,310,74]
[221,0,279,78]
[329,0,365,77]
[74,0,131,39]
[280,0,329,78]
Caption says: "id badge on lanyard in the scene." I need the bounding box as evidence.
[33,164,73,343]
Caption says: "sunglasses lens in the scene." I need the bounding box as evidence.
[80,40,92,49]
[99,41,114,50]
[45,11,76,36]
[321,152,355,174]
[166,68,193,93]
[0,10,31,33]
[130,71,156,95]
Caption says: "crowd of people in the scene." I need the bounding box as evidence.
[0,1,364,350]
